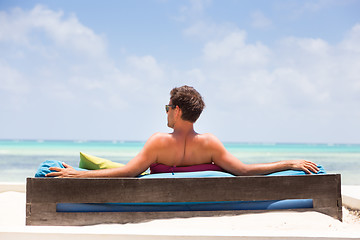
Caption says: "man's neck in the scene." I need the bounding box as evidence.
[172,120,196,137]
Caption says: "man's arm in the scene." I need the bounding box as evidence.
[208,135,319,175]
[46,133,162,178]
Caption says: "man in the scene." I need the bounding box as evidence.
[47,85,319,178]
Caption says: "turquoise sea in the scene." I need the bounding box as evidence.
[0,140,359,185]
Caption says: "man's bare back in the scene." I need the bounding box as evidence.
[148,132,215,167]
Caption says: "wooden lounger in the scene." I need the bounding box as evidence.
[26,174,342,226]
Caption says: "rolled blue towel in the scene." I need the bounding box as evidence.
[34,160,86,178]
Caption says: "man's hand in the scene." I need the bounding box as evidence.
[46,162,81,178]
[288,160,319,174]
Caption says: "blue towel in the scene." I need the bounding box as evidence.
[34,160,86,178]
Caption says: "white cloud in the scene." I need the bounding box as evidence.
[282,37,330,55]
[0,5,106,58]
[203,31,270,66]
[185,68,206,84]
[340,23,360,52]
[0,62,28,94]
[0,5,166,115]
[126,55,164,79]
[175,0,211,22]
[0,61,30,111]
[191,24,360,142]
[195,23,360,120]
[183,20,241,43]
[271,67,330,105]
[251,11,272,29]
[300,0,350,12]
[0,3,172,139]
[301,0,331,11]
[278,0,353,18]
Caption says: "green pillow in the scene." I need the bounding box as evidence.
[79,152,148,175]
[79,152,125,170]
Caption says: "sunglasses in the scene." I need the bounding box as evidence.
[165,105,176,113]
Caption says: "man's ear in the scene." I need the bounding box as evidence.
[175,106,182,118]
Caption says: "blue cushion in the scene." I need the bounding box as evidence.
[139,170,234,179]
[140,165,326,178]
[266,165,326,176]
[35,160,86,178]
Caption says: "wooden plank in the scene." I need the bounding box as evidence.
[26,174,342,225]
[27,174,339,203]
[314,207,342,221]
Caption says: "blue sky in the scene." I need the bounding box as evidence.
[0,0,360,143]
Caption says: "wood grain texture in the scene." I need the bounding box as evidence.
[26,174,342,226]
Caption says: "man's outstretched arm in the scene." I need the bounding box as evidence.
[209,135,319,175]
[46,133,162,178]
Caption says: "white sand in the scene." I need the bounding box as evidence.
[343,185,360,211]
[0,188,360,239]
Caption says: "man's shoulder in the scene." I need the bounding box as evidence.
[198,132,219,140]
[197,133,223,146]
[202,132,216,137]
[146,132,173,146]
[150,132,172,140]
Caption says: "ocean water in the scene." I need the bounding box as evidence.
[0,140,359,185]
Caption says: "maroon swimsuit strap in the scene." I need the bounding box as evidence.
[149,163,224,174]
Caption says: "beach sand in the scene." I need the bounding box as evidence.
[0,186,360,239]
